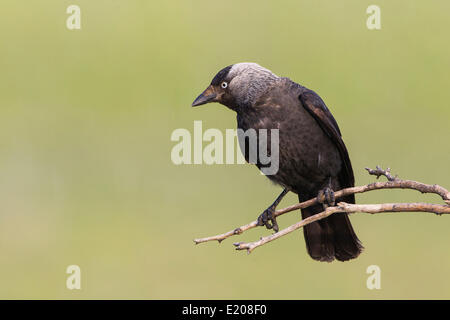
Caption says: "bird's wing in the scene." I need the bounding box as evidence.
[298,89,355,194]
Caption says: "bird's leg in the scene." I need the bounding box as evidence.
[317,177,336,209]
[257,188,289,233]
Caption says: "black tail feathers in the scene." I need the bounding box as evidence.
[299,194,363,262]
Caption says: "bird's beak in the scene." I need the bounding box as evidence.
[192,85,217,107]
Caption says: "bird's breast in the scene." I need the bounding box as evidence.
[236,106,342,191]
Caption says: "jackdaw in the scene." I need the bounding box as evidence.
[192,62,363,262]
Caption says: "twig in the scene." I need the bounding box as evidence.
[193,166,450,253]
[365,165,398,181]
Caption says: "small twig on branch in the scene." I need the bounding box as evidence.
[365,165,398,181]
[193,166,450,253]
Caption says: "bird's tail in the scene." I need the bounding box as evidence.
[299,194,363,262]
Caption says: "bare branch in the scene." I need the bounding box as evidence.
[233,202,450,254]
[193,166,450,252]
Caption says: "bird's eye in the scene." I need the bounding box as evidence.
[221,81,228,89]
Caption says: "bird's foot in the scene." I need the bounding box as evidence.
[257,206,279,233]
[317,187,335,209]
[257,188,288,233]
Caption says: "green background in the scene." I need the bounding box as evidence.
[0,0,449,299]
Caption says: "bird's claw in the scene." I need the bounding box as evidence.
[257,207,279,232]
[317,187,335,208]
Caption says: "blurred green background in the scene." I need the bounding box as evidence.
[0,0,449,299]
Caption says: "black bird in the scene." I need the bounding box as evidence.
[192,63,363,262]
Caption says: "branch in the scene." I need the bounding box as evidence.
[193,166,450,253]
[234,202,450,253]
[194,166,450,250]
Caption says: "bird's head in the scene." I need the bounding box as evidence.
[192,62,279,111]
